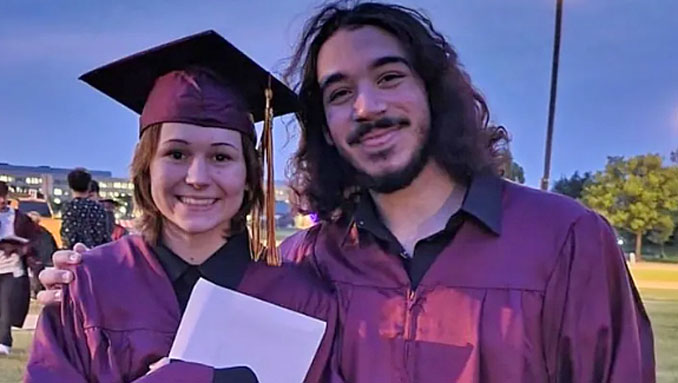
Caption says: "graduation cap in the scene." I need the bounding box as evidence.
[80,30,294,265]
[79,30,297,140]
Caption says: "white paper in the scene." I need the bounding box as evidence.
[169,278,327,383]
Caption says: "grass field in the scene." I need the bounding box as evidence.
[647,298,678,383]
[1,263,677,382]
[0,332,31,383]
[632,263,678,383]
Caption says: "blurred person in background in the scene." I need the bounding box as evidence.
[60,169,110,249]
[100,199,128,241]
[0,181,42,356]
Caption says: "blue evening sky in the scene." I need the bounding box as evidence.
[1,0,676,187]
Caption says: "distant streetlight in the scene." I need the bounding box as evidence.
[541,0,564,191]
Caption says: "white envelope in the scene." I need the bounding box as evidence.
[169,278,327,383]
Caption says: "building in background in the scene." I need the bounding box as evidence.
[0,163,134,220]
[273,181,292,203]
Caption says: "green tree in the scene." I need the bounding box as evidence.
[552,171,592,200]
[647,215,675,258]
[503,161,525,184]
[582,155,678,260]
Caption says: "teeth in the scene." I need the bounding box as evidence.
[179,197,216,206]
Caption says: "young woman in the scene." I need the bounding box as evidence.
[25,31,335,383]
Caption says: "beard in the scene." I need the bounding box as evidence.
[347,128,432,194]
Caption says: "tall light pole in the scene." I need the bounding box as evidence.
[541,0,564,191]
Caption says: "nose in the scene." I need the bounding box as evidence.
[352,85,386,122]
[185,157,210,189]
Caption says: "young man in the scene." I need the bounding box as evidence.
[41,2,654,382]
[60,169,110,249]
[0,181,42,355]
[279,2,654,382]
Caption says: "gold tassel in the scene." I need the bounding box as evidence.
[250,195,263,261]
[250,76,280,266]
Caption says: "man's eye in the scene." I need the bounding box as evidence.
[329,89,351,103]
[378,73,405,85]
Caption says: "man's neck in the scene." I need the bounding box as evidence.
[369,160,466,254]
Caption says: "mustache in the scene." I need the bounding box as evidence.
[347,116,410,146]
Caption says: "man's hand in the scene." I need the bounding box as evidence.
[36,243,88,305]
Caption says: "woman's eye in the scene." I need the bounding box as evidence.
[214,153,230,162]
[169,151,185,160]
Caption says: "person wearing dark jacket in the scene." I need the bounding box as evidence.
[0,181,42,356]
[25,211,57,297]
[26,211,57,268]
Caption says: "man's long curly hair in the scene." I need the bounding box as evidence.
[285,1,509,222]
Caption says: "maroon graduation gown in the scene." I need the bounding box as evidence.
[25,235,336,382]
[282,177,655,383]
